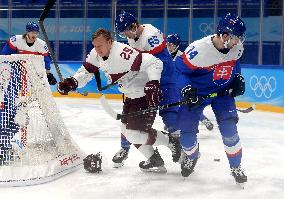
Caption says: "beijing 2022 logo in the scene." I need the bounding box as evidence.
[249,75,276,98]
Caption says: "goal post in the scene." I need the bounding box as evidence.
[0,54,85,186]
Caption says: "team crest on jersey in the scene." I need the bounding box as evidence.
[212,64,233,86]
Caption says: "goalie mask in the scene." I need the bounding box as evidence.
[83,153,102,173]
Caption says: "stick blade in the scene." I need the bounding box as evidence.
[99,95,119,120]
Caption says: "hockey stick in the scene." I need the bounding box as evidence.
[100,94,191,120]
[99,71,139,91]
[100,93,255,121]
[38,0,88,96]
[237,104,256,113]
[99,82,117,91]
[38,0,62,81]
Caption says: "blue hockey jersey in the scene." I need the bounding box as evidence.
[176,35,244,96]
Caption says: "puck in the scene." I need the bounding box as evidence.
[214,158,220,162]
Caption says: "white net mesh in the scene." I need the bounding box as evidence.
[0,55,85,186]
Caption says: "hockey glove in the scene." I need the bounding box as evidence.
[144,80,162,107]
[181,85,203,110]
[229,74,245,97]
[57,77,78,95]
[83,153,102,173]
[47,73,57,85]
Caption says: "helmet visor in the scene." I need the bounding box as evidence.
[117,26,136,39]
[229,33,246,44]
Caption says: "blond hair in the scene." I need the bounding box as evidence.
[92,28,113,41]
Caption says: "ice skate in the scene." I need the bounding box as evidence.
[112,148,129,168]
[231,166,247,188]
[180,153,199,178]
[139,148,167,173]
[168,135,181,162]
[201,116,214,131]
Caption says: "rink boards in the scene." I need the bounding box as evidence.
[50,62,284,113]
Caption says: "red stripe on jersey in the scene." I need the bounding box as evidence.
[0,102,4,109]
[8,40,17,50]
[131,53,142,71]
[182,52,237,71]
[134,48,142,53]
[83,62,99,73]
[182,52,198,70]
[226,148,242,158]
[18,50,48,56]
[147,40,166,55]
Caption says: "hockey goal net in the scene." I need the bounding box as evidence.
[0,54,85,186]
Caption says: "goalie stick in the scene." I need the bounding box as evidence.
[38,0,88,97]
[100,94,255,121]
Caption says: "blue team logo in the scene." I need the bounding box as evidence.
[148,36,160,47]
[11,35,17,42]
[213,64,234,86]
[44,45,48,52]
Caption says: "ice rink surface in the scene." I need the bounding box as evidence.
[2,97,284,199]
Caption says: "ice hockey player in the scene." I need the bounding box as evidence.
[112,11,183,167]
[166,33,183,61]
[57,28,180,173]
[167,33,214,131]
[175,13,247,186]
[1,22,57,85]
[0,22,57,163]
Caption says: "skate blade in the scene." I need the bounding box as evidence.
[236,182,245,189]
[113,162,124,168]
[140,166,167,173]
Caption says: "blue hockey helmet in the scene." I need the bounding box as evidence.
[115,11,137,34]
[167,34,181,46]
[217,13,246,42]
[26,22,39,32]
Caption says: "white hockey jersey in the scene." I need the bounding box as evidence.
[127,24,166,54]
[73,41,163,99]
[177,34,244,95]
[7,35,49,57]
[182,35,243,70]
[1,35,51,70]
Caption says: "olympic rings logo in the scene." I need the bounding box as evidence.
[249,75,276,98]
[199,23,215,36]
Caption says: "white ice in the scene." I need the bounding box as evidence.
[2,97,284,199]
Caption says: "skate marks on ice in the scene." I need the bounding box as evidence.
[62,99,284,197]
[55,98,122,139]
[7,98,280,199]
